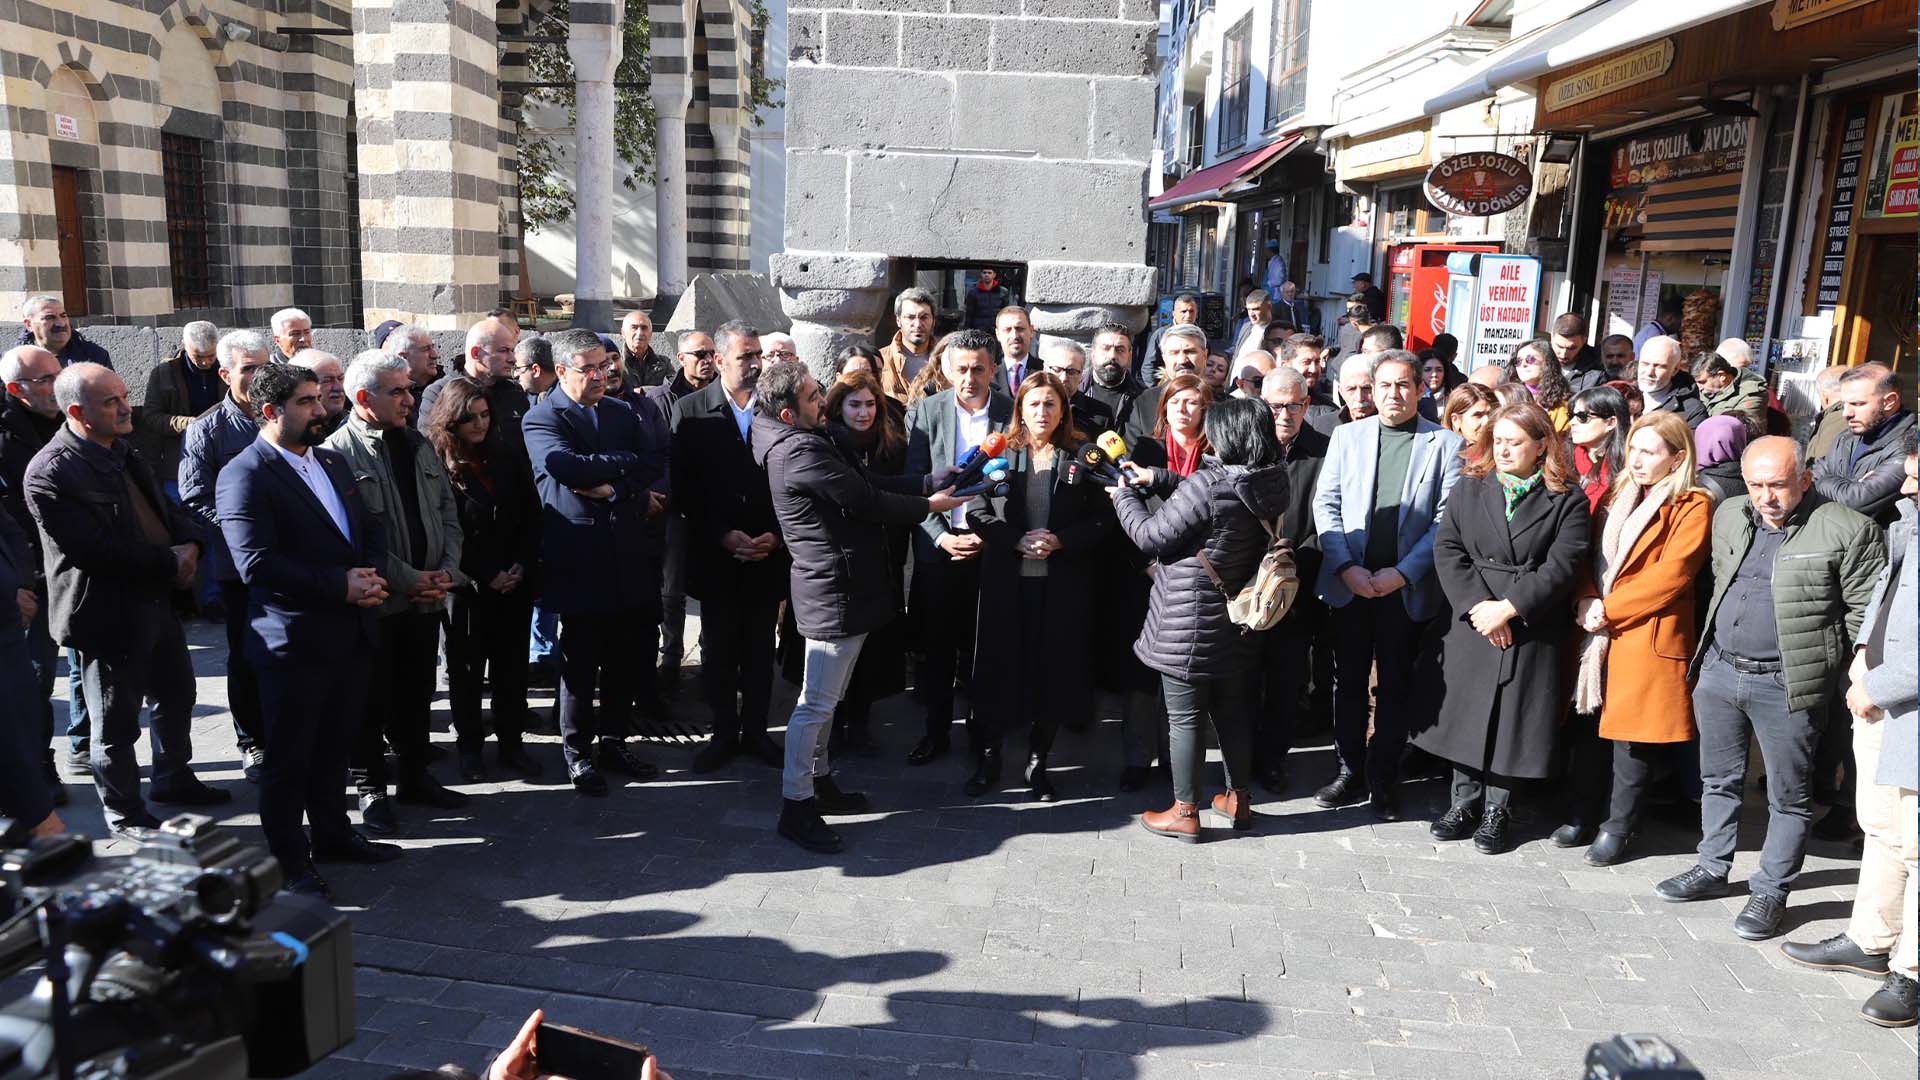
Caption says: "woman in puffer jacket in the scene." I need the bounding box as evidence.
[1111,396,1291,842]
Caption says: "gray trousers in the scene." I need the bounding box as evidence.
[1694,652,1821,900]
[782,633,867,801]
[81,607,197,826]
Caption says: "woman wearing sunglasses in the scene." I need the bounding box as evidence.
[1565,386,1631,516]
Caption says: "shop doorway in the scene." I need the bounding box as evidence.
[52,166,88,317]
[1842,233,1917,398]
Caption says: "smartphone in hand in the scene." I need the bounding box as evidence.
[533,1021,651,1080]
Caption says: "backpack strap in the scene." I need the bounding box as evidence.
[1194,550,1229,596]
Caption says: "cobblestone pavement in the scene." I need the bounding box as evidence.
[19,618,1916,1079]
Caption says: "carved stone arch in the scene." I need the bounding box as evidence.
[51,45,114,102]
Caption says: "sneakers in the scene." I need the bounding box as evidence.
[1862,972,1919,1028]
[242,747,266,784]
[778,798,844,853]
[1732,894,1787,941]
[1654,865,1730,903]
[1781,933,1891,978]
[1430,803,1481,841]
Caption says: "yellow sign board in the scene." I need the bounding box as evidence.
[1543,39,1676,114]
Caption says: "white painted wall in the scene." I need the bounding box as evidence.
[521,99,660,302]
[750,0,788,272]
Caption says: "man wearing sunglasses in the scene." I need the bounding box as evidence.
[1252,365,1331,793]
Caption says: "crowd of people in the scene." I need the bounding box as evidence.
[0,284,1912,1029]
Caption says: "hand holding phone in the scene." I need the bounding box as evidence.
[487,1009,670,1080]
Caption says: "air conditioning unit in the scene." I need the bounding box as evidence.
[1167,162,1190,180]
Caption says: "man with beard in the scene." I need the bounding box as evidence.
[181,331,277,782]
[879,288,938,403]
[288,350,349,433]
[993,306,1039,391]
[649,330,720,690]
[1084,324,1154,443]
[674,321,788,773]
[217,364,400,898]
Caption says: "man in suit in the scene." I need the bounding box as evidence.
[523,329,670,795]
[1310,350,1464,820]
[24,362,228,835]
[325,351,469,834]
[649,331,719,692]
[217,364,399,896]
[0,502,55,834]
[904,330,1013,765]
[994,306,1039,392]
[179,330,276,782]
[1273,282,1320,337]
[1253,366,1331,792]
[673,321,788,773]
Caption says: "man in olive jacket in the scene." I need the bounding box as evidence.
[1658,437,1886,941]
[751,361,965,854]
[324,350,467,834]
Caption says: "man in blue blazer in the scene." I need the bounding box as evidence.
[522,328,670,795]
[1311,349,1464,820]
[216,364,400,899]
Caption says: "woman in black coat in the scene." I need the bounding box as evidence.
[778,371,909,754]
[1413,401,1590,854]
[964,372,1111,801]
[1112,397,1289,842]
[424,376,544,781]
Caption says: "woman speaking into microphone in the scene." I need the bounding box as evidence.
[1111,397,1289,842]
[964,372,1112,800]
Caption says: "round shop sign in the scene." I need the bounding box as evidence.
[1423,152,1534,217]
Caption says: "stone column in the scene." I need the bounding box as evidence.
[352,0,504,329]
[568,0,625,332]
[649,0,693,321]
[771,252,891,383]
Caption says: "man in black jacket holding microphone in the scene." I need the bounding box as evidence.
[751,361,968,853]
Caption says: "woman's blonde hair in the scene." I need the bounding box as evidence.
[904,332,958,405]
[1610,410,1702,505]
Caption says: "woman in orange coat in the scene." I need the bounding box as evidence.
[1556,411,1713,867]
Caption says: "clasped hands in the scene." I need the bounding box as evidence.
[1339,565,1406,601]
[722,529,779,563]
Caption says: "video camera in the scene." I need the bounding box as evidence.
[0,815,354,1080]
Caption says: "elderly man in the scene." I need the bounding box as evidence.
[24,363,226,836]
[523,329,671,795]
[673,321,788,773]
[1659,437,1886,940]
[1142,293,1201,385]
[137,321,223,488]
[1808,365,1852,463]
[383,325,442,424]
[1156,324,1207,384]
[269,308,314,365]
[1274,281,1319,337]
[1311,350,1463,821]
[420,315,527,452]
[16,296,112,369]
[619,309,672,388]
[994,307,1040,390]
[760,331,800,365]
[1600,334,1637,383]
[325,351,467,834]
[1253,366,1331,791]
[1636,336,1707,426]
[181,331,277,782]
[1783,433,1919,1027]
[879,287,938,403]
[1041,339,1111,435]
[0,344,67,804]
[217,364,399,897]
[1316,351,1380,436]
[288,349,348,433]
[1814,363,1914,526]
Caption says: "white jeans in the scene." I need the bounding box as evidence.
[1850,716,1918,978]
[782,633,868,801]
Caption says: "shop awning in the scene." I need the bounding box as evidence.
[1149,134,1304,211]
[1421,0,1771,117]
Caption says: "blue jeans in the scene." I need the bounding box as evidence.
[528,604,559,667]
[782,633,867,801]
[65,646,89,754]
[1693,652,1820,899]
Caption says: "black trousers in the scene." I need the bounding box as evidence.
[914,553,982,740]
[351,612,441,794]
[218,579,264,755]
[1330,595,1429,797]
[448,585,534,750]
[699,593,778,743]
[1251,620,1315,772]
[969,577,1061,758]
[659,515,689,668]
[0,634,53,828]
[257,649,368,871]
[80,605,197,827]
[557,609,639,766]
[1564,710,1672,836]
[1452,767,1517,810]
[1164,672,1252,806]
[25,600,54,759]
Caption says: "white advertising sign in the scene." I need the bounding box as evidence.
[1469,255,1542,371]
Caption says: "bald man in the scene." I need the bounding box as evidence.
[419,315,529,450]
[619,310,673,388]
[22,363,227,836]
[1637,336,1707,427]
[1662,436,1885,940]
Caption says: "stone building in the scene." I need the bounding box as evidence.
[773,0,1160,371]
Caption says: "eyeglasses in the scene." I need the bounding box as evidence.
[681,349,717,360]
[765,349,798,360]
[14,373,56,387]
[1568,410,1606,423]
[1267,401,1305,415]
[571,363,615,378]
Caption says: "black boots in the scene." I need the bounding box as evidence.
[812,775,870,816]
[778,798,844,853]
[964,749,1003,797]
[1025,754,1055,803]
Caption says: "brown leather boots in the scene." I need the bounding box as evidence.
[1141,789,1256,842]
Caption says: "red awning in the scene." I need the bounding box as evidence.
[1149,134,1304,211]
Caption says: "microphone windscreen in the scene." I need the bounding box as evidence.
[1096,431,1129,460]
[984,457,1008,474]
[980,431,1008,457]
[1078,443,1111,468]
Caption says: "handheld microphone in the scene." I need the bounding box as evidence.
[950,431,1009,491]
[1072,442,1125,487]
[1095,430,1133,468]
[954,458,1010,498]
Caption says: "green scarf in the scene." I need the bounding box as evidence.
[1496,470,1543,520]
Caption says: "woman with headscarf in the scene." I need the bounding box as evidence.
[1693,415,1750,505]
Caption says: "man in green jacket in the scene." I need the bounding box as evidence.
[1656,436,1887,941]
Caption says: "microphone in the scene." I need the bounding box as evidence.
[1071,443,1126,487]
[1095,430,1133,468]
[949,431,1009,491]
[953,458,1010,498]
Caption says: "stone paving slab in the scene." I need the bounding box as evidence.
[9,619,1914,1078]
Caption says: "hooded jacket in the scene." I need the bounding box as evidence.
[1113,461,1290,681]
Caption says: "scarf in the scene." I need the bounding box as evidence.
[1167,435,1203,477]
[1496,471,1542,520]
[1572,472,1682,714]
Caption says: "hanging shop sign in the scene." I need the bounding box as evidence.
[1543,38,1675,114]
[1608,115,1749,189]
[1816,104,1870,311]
[1861,91,1920,220]
[1422,153,1532,217]
[1467,255,1543,370]
[1771,0,1878,30]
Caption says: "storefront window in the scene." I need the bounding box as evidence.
[1859,91,1919,221]
[1385,186,1448,238]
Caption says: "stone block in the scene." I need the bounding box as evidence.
[788,320,886,383]
[769,252,893,291]
[664,272,793,335]
[786,66,954,151]
[900,16,991,72]
[1022,0,1118,17]
[1024,260,1158,306]
[778,287,887,323]
[988,19,1153,77]
[784,152,849,252]
[1029,302,1148,337]
[1090,77,1154,162]
[951,0,1019,12]
[846,154,1146,264]
[853,0,946,10]
[952,74,1088,157]
[789,11,822,62]
[823,12,899,68]
[1118,0,1157,20]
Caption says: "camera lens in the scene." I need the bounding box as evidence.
[191,871,242,924]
